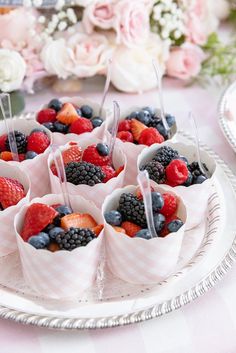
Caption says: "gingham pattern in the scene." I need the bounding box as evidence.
[48,139,127,208]
[0,118,52,199]
[14,193,104,299]
[0,162,30,256]
[103,184,186,284]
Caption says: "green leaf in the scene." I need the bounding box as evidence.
[0,91,25,120]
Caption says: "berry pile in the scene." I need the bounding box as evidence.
[50,142,124,186]
[37,99,103,135]
[117,107,176,146]
[0,129,50,161]
[140,146,209,187]
[104,188,184,239]
[21,203,103,251]
[0,177,25,210]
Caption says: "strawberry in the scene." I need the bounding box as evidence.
[37,109,57,124]
[117,131,134,143]
[69,117,93,135]
[138,128,164,146]
[92,224,104,236]
[56,103,79,125]
[112,226,126,234]
[0,151,25,161]
[82,144,110,166]
[27,132,50,154]
[50,145,82,175]
[160,193,178,217]
[21,203,58,241]
[130,119,147,142]
[115,165,125,177]
[101,165,116,183]
[0,134,7,152]
[61,213,97,230]
[121,221,142,237]
[0,177,25,209]
[118,120,131,132]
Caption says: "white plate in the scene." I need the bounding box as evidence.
[218,81,236,152]
[0,130,235,329]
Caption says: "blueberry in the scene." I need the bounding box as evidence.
[96,143,109,156]
[48,227,65,240]
[76,108,82,116]
[30,128,47,135]
[151,192,164,212]
[25,151,38,159]
[193,175,207,184]
[104,210,122,226]
[48,98,62,112]
[167,219,183,233]
[28,232,50,249]
[153,213,165,233]
[156,122,168,140]
[135,228,152,240]
[178,155,188,164]
[53,121,69,134]
[42,122,55,132]
[183,172,193,186]
[81,105,93,119]
[55,205,73,217]
[128,111,139,120]
[91,117,103,128]
[142,106,155,116]
[166,114,176,128]
[136,110,151,125]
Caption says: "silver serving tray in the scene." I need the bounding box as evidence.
[218,81,236,152]
[0,130,235,330]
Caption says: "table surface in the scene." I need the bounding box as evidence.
[1,78,236,353]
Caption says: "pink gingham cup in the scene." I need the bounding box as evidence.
[103,184,186,284]
[0,161,30,256]
[14,193,104,299]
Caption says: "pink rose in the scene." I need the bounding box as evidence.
[166,43,205,80]
[186,14,207,45]
[114,0,150,47]
[82,0,117,34]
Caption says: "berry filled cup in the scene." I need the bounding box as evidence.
[102,184,186,284]
[0,161,30,256]
[109,106,177,185]
[14,194,104,299]
[36,96,107,145]
[0,118,52,198]
[48,139,127,208]
[137,141,216,230]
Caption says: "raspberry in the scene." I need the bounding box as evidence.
[121,221,142,237]
[69,117,93,135]
[117,131,134,142]
[118,120,131,132]
[101,165,116,183]
[138,127,164,146]
[160,193,177,217]
[27,132,50,154]
[117,131,134,143]
[82,144,110,166]
[37,109,57,124]
[166,159,189,186]
[0,134,7,152]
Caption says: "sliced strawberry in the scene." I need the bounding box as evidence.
[0,177,25,209]
[121,221,142,237]
[0,151,14,161]
[92,224,104,236]
[21,203,58,241]
[61,213,97,230]
[56,103,79,125]
[0,134,7,152]
[112,226,126,234]
[130,119,147,142]
[115,165,125,177]
[27,132,50,154]
[50,145,82,175]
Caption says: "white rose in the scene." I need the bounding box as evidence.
[210,0,230,20]
[0,49,26,92]
[75,0,95,6]
[110,33,169,93]
[40,39,71,79]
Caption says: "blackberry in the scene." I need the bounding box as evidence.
[56,227,96,251]
[188,161,208,178]
[140,160,165,184]
[148,115,161,129]
[5,130,27,154]
[153,146,179,167]
[118,193,146,227]
[65,161,105,186]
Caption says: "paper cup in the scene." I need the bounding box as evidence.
[48,139,127,208]
[102,184,186,284]
[0,118,52,198]
[14,193,104,299]
[38,96,108,146]
[137,141,216,230]
[107,106,177,185]
[0,161,30,256]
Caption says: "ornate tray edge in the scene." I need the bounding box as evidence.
[0,130,235,330]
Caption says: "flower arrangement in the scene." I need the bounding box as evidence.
[0,0,234,94]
